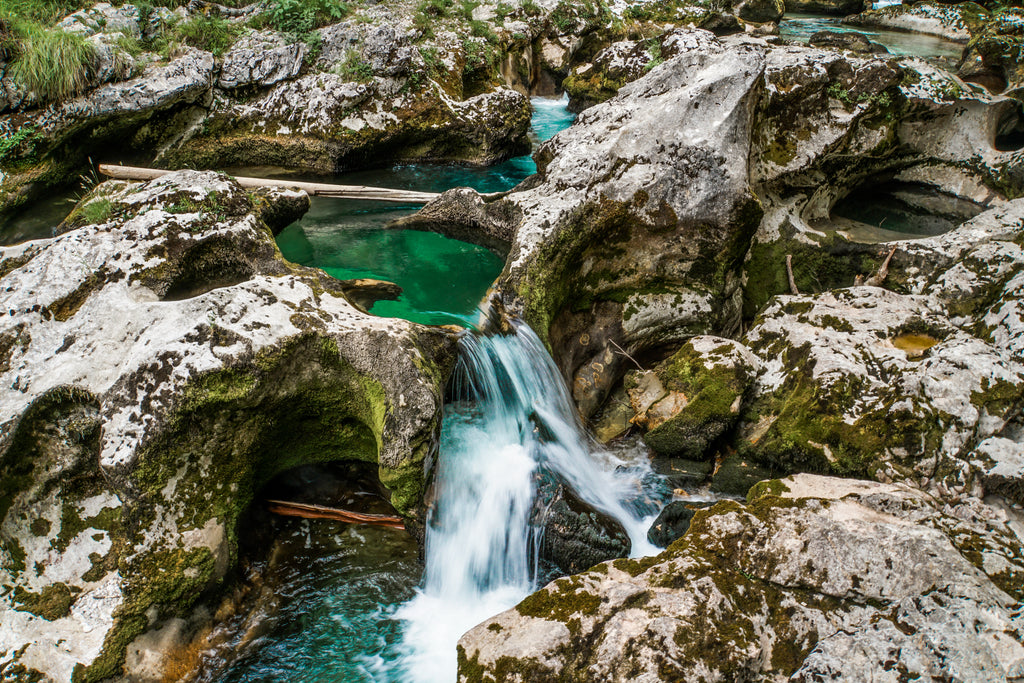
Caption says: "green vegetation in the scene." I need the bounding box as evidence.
[332,47,373,82]
[0,124,39,164]
[174,13,240,56]
[413,0,453,35]
[257,0,350,37]
[5,19,97,102]
[77,196,112,224]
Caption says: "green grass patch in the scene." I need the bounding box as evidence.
[78,196,112,224]
[332,47,373,82]
[6,20,97,102]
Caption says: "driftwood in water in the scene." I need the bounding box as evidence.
[266,499,406,530]
[98,164,440,204]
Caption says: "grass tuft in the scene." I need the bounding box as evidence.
[7,22,97,102]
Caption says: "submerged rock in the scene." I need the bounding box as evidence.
[808,29,890,54]
[0,171,456,681]
[459,474,1024,682]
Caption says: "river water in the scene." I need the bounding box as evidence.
[779,13,964,60]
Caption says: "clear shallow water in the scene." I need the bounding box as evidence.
[0,186,81,246]
[829,181,984,243]
[273,95,575,327]
[779,13,964,59]
[212,522,420,683]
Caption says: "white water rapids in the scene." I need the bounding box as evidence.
[394,320,663,682]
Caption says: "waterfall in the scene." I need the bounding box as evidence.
[395,320,662,682]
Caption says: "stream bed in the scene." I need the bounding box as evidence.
[191,96,619,683]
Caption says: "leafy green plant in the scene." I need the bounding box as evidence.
[643,38,662,71]
[463,37,496,76]
[332,47,373,82]
[468,18,494,39]
[0,124,38,164]
[260,0,350,36]
[7,22,97,102]
[519,0,542,17]
[459,0,478,20]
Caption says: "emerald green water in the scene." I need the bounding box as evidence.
[276,213,504,327]
[273,96,574,327]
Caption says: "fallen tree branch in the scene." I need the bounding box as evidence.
[864,244,898,287]
[786,254,800,295]
[266,499,406,530]
[608,338,643,370]
[99,164,439,204]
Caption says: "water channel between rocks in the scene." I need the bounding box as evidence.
[779,13,964,60]
[188,96,673,683]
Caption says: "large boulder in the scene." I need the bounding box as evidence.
[0,171,456,681]
[736,199,1024,495]
[497,32,766,419]
[459,474,1024,681]
[738,285,1022,484]
[959,8,1024,95]
[562,28,722,111]
[217,31,307,90]
[746,46,1024,317]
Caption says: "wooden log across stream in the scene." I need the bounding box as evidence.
[266,499,406,530]
[98,164,441,204]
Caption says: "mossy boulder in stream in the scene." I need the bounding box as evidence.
[626,336,760,459]
[0,171,457,681]
[459,474,1024,681]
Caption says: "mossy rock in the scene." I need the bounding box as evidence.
[631,337,760,460]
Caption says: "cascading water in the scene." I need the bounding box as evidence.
[394,320,662,682]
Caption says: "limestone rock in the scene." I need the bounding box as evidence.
[959,8,1024,95]
[58,2,143,40]
[562,28,721,111]
[34,48,215,139]
[217,31,307,90]
[0,171,456,681]
[738,285,1022,486]
[808,29,890,54]
[459,474,1024,682]
[496,31,766,419]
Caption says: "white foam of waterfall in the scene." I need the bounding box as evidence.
[395,320,662,682]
